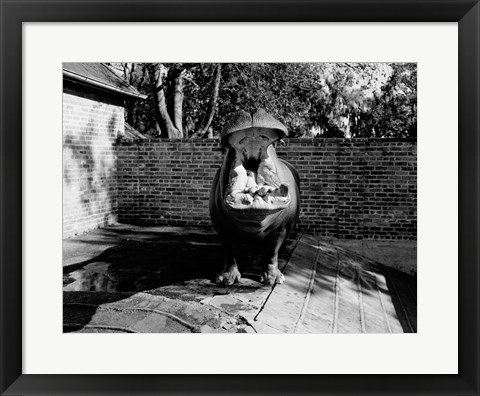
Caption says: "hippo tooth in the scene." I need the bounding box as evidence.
[244,171,258,193]
[257,185,275,196]
[264,195,274,205]
[245,193,254,203]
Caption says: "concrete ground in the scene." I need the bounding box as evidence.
[63,224,417,333]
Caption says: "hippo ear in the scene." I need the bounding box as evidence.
[252,109,288,138]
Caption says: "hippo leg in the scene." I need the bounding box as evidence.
[216,240,241,286]
[261,229,287,286]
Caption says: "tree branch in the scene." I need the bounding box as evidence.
[173,69,185,137]
[148,63,181,138]
[197,64,222,137]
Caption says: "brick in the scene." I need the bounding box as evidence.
[115,139,416,240]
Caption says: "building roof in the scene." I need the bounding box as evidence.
[63,63,147,100]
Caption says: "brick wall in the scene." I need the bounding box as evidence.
[63,86,124,237]
[117,138,416,240]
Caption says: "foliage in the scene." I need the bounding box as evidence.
[107,62,416,139]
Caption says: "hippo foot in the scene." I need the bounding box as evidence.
[262,266,285,286]
[216,267,241,286]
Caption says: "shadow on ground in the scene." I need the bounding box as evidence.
[63,225,294,333]
[63,225,416,334]
[64,234,221,293]
[64,227,293,293]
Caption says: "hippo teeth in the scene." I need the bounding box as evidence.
[225,170,290,209]
[224,141,290,210]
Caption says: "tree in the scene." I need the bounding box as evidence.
[107,62,416,139]
[371,63,417,137]
[195,64,222,137]
[148,63,183,138]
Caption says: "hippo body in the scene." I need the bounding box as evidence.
[209,110,300,286]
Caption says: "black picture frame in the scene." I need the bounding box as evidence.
[1,1,478,395]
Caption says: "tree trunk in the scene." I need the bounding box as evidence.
[122,63,136,128]
[148,63,181,138]
[173,70,185,136]
[138,64,147,87]
[197,63,222,137]
[129,63,136,84]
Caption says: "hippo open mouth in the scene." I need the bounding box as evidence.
[224,127,291,211]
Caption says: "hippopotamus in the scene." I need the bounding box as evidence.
[209,109,300,286]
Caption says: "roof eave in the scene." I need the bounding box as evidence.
[63,69,148,100]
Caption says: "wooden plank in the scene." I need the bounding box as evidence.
[333,252,363,333]
[360,269,392,333]
[295,241,339,333]
[331,243,408,334]
[253,235,412,334]
[296,270,337,333]
[254,235,319,333]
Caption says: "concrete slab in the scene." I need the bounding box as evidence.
[64,291,245,333]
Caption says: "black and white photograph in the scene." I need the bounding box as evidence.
[63,62,417,334]
[3,1,478,392]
